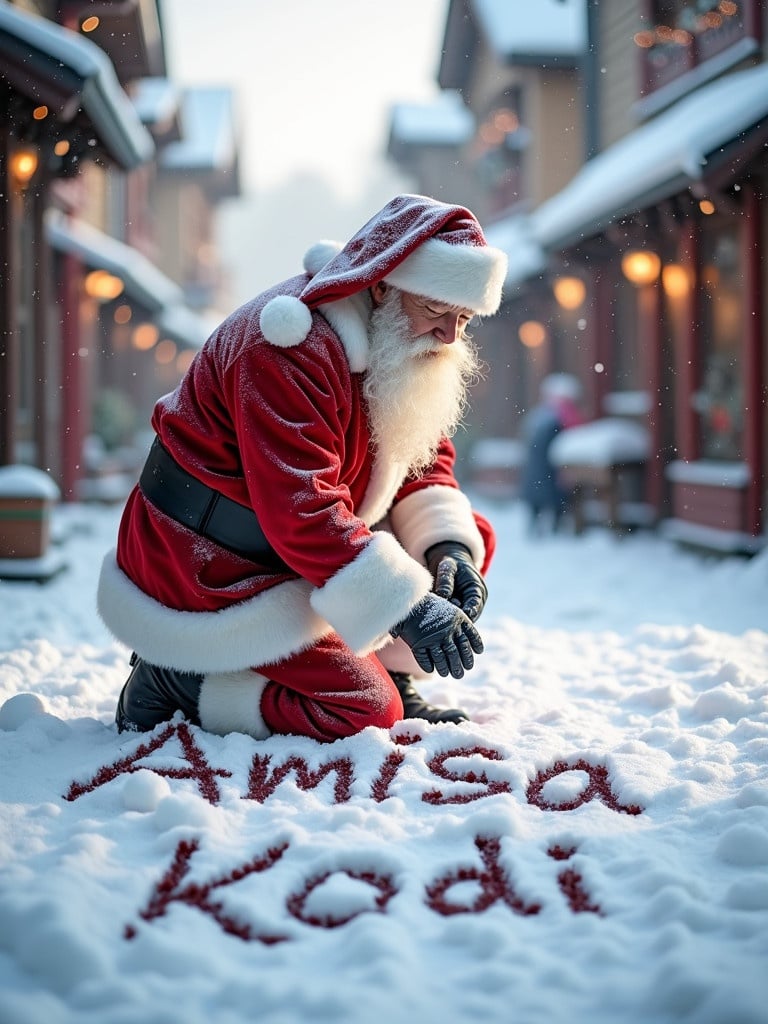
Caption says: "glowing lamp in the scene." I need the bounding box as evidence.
[132,323,159,351]
[10,148,38,187]
[661,264,690,299]
[114,304,132,325]
[621,250,661,286]
[518,320,547,349]
[553,276,586,310]
[84,269,124,301]
[154,339,177,365]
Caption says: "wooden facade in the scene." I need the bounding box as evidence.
[388,0,767,553]
[1,1,239,507]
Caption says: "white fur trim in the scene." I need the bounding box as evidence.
[198,670,271,738]
[303,240,343,277]
[384,237,507,316]
[389,485,486,566]
[310,532,432,653]
[97,551,333,673]
[356,457,406,528]
[316,289,372,373]
[259,295,313,347]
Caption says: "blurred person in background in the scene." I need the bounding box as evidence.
[519,373,584,535]
[98,195,508,741]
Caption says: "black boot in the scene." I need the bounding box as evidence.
[389,671,469,725]
[116,653,204,732]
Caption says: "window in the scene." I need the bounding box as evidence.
[636,0,761,97]
[471,89,527,215]
[693,220,743,460]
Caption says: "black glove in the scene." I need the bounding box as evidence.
[391,593,484,678]
[425,541,488,622]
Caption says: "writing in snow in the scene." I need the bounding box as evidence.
[59,721,645,940]
[64,720,644,814]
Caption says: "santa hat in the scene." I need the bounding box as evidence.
[259,194,508,349]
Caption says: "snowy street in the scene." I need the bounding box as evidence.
[0,499,766,1024]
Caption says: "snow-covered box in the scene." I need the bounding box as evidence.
[0,465,60,559]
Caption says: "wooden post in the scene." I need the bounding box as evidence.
[742,183,764,537]
[32,180,52,473]
[677,226,699,462]
[0,129,19,465]
[641,281,663,516]
[59,251,82,500]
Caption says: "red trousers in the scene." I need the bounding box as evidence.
[258,634,404,742]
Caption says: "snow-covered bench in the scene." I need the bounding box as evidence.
[550,419,652,534]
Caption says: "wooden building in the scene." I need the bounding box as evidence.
[1,1,241,504]
[388,0,766,553]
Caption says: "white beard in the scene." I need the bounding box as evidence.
[363,288,480,476]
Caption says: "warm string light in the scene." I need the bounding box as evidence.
[9,148,39,186]
[472,106,522,158]
[154,339,177,365]
[132,323,159,351]
[15,103,74,180]
[478,108,520,147]
[633,0,739,48]
[621,250,661,287]
[553,276,586,311]
[661,264,690,299]
[84,270,124,301]
[518,321,547,349]
[114,304,133,325]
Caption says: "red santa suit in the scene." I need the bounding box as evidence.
[98,195,505,741]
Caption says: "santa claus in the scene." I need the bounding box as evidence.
[98,194,508,741]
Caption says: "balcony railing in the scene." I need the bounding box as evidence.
[639,0,762,98]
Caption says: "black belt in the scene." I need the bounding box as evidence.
[139,437,288,568]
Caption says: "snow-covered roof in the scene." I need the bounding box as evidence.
[482,62,768,286]
[483,214,546,293]
[0,1,153,169]
[473,0,586,61]
[533,62,768,250]
[156,304,217,351]
[130,77,181,130]
[390,91,474,147]
[46,211,182,312]
[160,87,237,173]
[46,212,211,347]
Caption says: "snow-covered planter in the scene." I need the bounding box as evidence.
[549,420,652,534]
[0,465,60,559]
[550,418,650,468]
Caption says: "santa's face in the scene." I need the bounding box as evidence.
[364,285,480,475]
[370,282,474,351]
[396,290,475,348]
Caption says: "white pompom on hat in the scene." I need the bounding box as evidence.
[259,194,508,348]
[303,240,343,277]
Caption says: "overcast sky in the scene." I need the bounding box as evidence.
[161,0,448,199]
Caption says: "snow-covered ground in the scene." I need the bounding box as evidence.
[1,499,766,1024]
